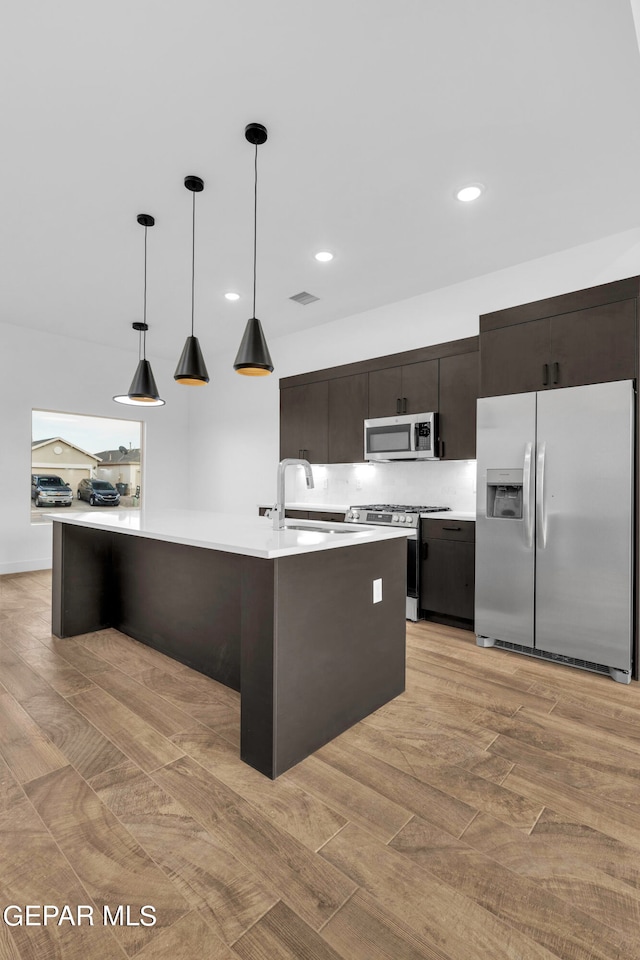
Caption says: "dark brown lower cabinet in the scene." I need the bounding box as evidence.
[52,521,406,779]
[420,519,475,629]
[307,510,347,522]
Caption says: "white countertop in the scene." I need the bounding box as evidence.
[47,508,411,559]
[420,510,476,521]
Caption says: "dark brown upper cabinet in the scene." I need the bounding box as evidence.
[279,336,479,465]
[438,351,479,460]
[550,300,636,389]
[368,359,439,418]
[328,373,369,463]
[480,283,637,398]
[479,319,550,397]
[279,381,329,462]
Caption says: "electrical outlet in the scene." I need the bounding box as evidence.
[373,578,382,603]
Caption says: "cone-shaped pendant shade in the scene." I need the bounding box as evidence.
[174,335,210,384]
[113,359,165,405]
[233,317,274,376]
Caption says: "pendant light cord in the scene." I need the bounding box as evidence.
[191,190,196,337]
[253,143,258,319]
[142,225,148,360]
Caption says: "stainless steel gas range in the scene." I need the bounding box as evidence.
[344,504,450,621]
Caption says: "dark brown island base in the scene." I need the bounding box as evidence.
[50,510,407,778]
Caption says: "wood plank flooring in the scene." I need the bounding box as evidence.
[2,570,640,958]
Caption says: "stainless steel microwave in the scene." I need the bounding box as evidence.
[364,411,439,461]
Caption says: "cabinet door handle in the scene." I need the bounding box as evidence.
[443,525,462,531]
[552,361,559,384]
[396,398,401,414]
[542,363,549,386]
[402,397,408,414]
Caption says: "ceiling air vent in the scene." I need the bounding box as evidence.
[289,291,320,305]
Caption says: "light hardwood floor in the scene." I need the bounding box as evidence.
[1,569,640,959]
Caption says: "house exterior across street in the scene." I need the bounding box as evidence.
[31,438,101,491]
[93,447,141,495]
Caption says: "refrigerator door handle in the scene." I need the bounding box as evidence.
[523,442,533,548]
[536,441,547,548]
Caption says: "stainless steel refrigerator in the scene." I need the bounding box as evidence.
[475,379,634,683]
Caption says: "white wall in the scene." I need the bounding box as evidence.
[188,227,640,513]
[0,321,190,574]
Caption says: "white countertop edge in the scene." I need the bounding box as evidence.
[420,510,476,521]
[46,509,411,559]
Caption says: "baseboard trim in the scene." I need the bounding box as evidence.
[0,558,52,576]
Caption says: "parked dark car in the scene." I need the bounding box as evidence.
[31,474,73,507]
[77,478,121,506]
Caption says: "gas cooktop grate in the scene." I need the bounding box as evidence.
[351,504,450,513]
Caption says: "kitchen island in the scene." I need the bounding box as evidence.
[49,509,408,777]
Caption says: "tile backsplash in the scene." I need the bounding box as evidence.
[288,460,477,512]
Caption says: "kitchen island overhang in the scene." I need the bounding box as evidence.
[49,509,408,778]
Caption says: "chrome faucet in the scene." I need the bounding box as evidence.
[273,458,314,530]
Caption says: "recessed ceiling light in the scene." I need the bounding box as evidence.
[225,292,240,300]
[456,184,484,202]
[314,251,333,262]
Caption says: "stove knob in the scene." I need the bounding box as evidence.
[351,510,359,520]
[398,514,405,523]
[392,514,399,523]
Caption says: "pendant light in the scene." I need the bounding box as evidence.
[174,176,210,385]
[114,214,165,406]
[233,122,274,376]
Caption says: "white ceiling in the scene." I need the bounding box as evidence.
[2,0,640,364]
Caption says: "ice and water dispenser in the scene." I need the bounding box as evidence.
[486,469,523,519]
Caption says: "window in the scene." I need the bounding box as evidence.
[31,409,143,523]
